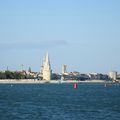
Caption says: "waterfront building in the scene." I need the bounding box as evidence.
[109,71,117,80]
[88,73,109,80]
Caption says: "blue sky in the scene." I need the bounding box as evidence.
[0,0,120,73]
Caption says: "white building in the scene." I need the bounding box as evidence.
[109,71,117,80]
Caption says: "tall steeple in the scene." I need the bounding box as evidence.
[42,52,51,82]
[44,52,50,68]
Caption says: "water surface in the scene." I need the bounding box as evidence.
[0,83,120,120]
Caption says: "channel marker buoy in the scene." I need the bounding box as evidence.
[74,83,77,89]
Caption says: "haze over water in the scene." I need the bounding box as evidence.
[0,84,120,120]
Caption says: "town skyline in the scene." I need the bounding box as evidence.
[0,52,119,82]
[0,52,119,75]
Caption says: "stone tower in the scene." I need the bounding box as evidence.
[42,52,51,82]
[62,65,67,74]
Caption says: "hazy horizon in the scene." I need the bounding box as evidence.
[0,0,120,73]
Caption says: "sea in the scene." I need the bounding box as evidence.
[0,83,120,120]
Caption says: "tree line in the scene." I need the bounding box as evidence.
[0,71,34,79]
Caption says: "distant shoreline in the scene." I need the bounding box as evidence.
[0,79,118,84]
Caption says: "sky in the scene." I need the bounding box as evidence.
[0,0,120,73]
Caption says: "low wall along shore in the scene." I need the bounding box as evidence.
[0,79,116,84]
[0,79,46,84]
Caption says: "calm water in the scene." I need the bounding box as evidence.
[0,83,120,120]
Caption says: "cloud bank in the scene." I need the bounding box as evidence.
[0,40,68,51]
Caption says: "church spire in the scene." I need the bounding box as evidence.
[45,52,50,66]
[42,52,51,81]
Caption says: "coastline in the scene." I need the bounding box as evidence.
[0,79,118,84]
